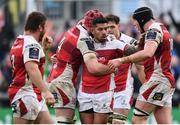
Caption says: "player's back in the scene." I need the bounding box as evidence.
[10,37,25,84]
[48,25,90,85]
[57,26,83,71]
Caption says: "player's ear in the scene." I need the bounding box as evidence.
[39,25,43,32]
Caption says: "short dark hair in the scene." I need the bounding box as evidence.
[92,17,108,26]
[25,11,47,32]
[105,14,120,24]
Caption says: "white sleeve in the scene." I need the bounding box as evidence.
[77,37,96,55]
[23,43,42,63]
[145,28,162,44]
[114,39,127,51]
[120,34,137,46]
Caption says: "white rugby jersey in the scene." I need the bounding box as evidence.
[8,35,45,103]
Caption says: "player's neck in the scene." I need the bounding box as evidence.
[144,19,155,31]
[24,31,39,42]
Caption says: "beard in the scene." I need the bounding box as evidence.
[39,31,45,42]
[99,35,107,43]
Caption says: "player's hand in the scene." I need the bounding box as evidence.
[42,91,56,106]
[42,35,53,51]
[108,59,121,69]
[107,66,116,74]
[50,54,58,64]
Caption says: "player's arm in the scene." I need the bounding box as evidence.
[25,61,55,105]
[25,61,49,93]
[109,29,161,67]
[123,44,138,56]
[83,52,115,76]
[109,40,158,68]
[123,33,146,56]
[78,36,115,76]
[24,42,55,105]
[120,40,158,63]
[108,41,156,68]
[115,39,138,56]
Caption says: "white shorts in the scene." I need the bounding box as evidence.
[49,80,76,109]
[11,95,48,120]
[78,90,113,113]
[113,85,133,109]
[137,80,175,107]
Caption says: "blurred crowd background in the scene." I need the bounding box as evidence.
[0,0,180,123]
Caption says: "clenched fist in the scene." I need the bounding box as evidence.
[108,59,121,69]
[42,91,56,106]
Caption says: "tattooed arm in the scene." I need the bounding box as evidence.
[123,33,146,56]
[123,44,138,56]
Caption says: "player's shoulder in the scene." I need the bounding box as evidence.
[76,24,90,39]
[21,35,41,49]
[148,22,163,34]
[104,35,127,49]
[75,25,93,46]
[120,33,134,41]
[106,34,124,44]
[120,33,137,45]
[65,24,89,43]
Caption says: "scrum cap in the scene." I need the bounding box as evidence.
[84,9,104,31]
[132,7,154,32]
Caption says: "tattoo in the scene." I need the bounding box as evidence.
[124,44,137,56]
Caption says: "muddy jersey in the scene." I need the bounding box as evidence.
[114,33,137,92]
[8,35,45,103]
[47,25,95,85]
[143,22,175,87]
[81,37,127,94]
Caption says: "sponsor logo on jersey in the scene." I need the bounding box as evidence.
[29,47,39,59]
[146,30,157,40]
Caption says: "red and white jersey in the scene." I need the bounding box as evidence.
[81,36,127,94]
[47,25,95,85]
[143,22,175,87]
[8,35,45,103]
[114,33,136,92]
